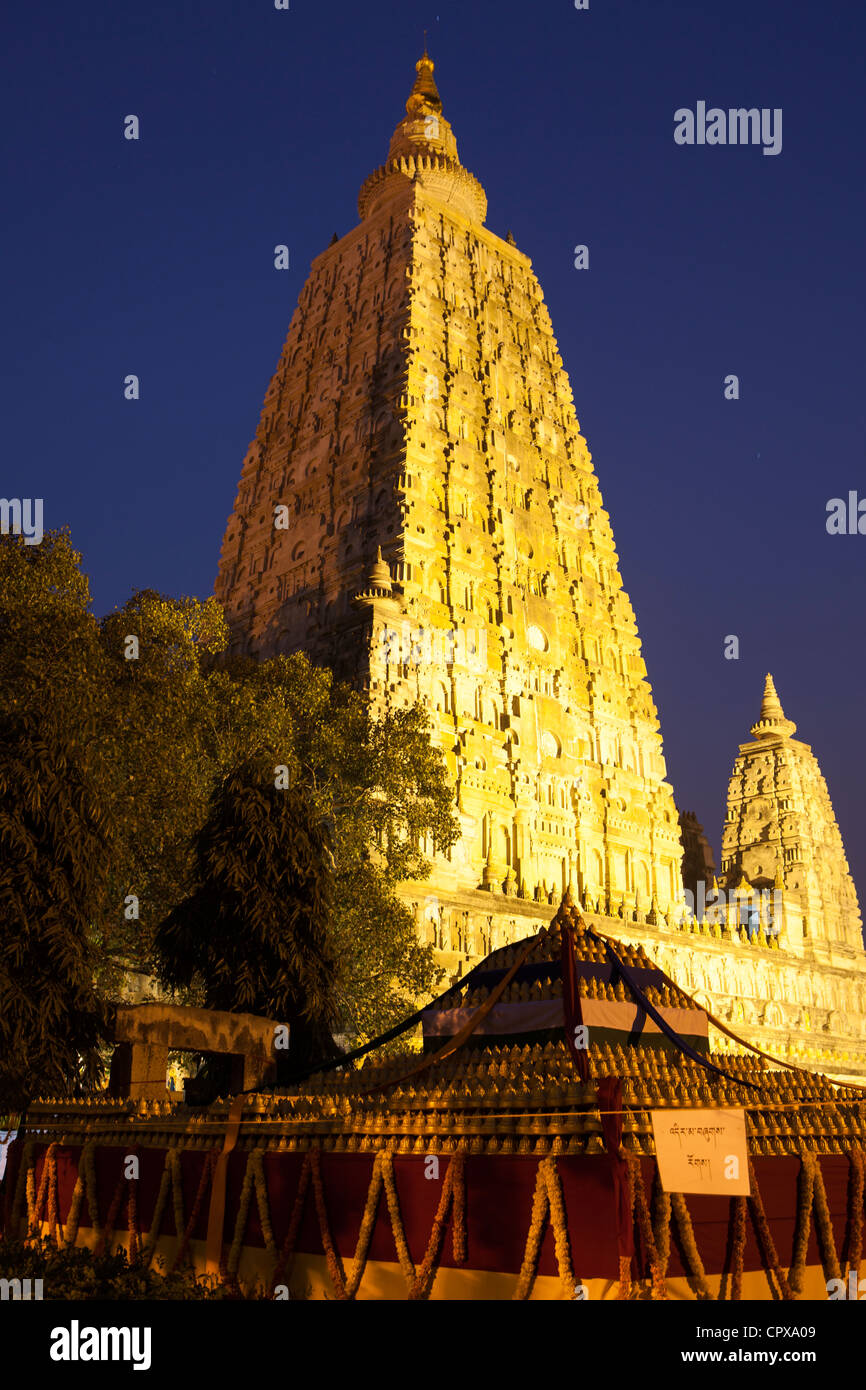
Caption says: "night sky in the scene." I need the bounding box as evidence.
[4,0,864,891]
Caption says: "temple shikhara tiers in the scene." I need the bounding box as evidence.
[6,53,866,1301]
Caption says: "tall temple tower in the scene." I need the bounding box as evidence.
[721,674,862,953]
[216,52,685,922]
[216,52,866,1078]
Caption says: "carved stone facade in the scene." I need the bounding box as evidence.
[216,53,684,920]
[679,809,717,901]
[216,55,866,1079]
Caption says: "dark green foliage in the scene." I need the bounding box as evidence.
[0,529,461,1068]
[0,713,112,1108]
[0,1238,260,1300]
[153,754,336,1070]
[236,658,459,1040]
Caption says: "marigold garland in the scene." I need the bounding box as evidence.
[381,1151,417,1286]
[452,1152,467,1266]
[309,1146,349,1298]
[628,1156,666,1299]
[227,1150,257,1278]
[27,1142,56,1237]
[169,1148,186,1251]
[58,1141,100,1248]
[789,1150,844,1295]
[730,1196,747,1302]
[169,1147,217,1273]
[127,1171,140,1265]
[98,1165,131,1257]
[14,1130,862,1303]
[671,1193,713,1300]
[513,1157,575,1300]
[844,1145,864,1287]
[747,1158,794,1301]
[45,1145,60,1244]
[252,1150,278,1261]
[269,1153,312,1294]
[409,1152,467,1300]
[513,1160,551,1300]
[788,1151,816,1296]
[82,1142,101,1238]
[345,1151,387,1296]
[651,1168,671,1280]
[140,1156,172,1268]
[64,1173,84,1246]
[11,1140,34,1237]
[811,1153,842,1285]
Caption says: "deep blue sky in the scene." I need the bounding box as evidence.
[4,0,864,890]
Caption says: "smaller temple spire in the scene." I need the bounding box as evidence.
[750,672,797,740]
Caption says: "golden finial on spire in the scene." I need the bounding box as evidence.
[751,672,797,740]
[407,47,442,116]
[357,48,487,224]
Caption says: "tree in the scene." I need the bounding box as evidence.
[222,655,460,1041]
[0,531,461,1048]
[152,752,336,1075]
[0,529,107,741]
[0,712,113,1108]
[97,588,232,969]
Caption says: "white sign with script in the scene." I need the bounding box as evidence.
[651,1108,751,1196]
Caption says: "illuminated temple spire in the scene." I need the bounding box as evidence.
[214,49,866,1073]
[216,50,692,936]
[723,673,861,949]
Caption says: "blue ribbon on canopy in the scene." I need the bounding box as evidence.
[587,927,760,1091]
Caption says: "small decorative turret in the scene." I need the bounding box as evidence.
[353,547,395,602]
[481,839,498,891]
[367,546,393,594]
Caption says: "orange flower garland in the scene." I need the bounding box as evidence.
[309,1146,349,1298]
[628,1156,666,1299]
[844,1145,864,1287]
[789,1151,816,1295]
[27,1141,56,1237]
[345,1151,388,1296]
[140,1155,172,1268]
[811,1153,842,1285]
[747,1158,794,1300]
[730,1196,747,1302]
[170,1147,217,1273]
[651,1169,671,1281]
[13,1134,861,1302]
[513,1157,576,1300]
[269,1153,312,1294]
[409,1152,467,1300]
[671,1193,713,1300]
[381,1150,417,1286]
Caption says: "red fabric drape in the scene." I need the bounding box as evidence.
[596,1075,634,1260]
